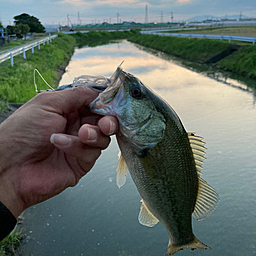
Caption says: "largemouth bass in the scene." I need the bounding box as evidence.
[92,67,219,255]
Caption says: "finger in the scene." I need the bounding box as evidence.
[78,124,111,150]
[98,116,119,136]
[36,87,99,116]
[50,133,101,163]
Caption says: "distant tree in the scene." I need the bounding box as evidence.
[0,21,3,28]
[14,13,45,33]
[7,25,15,34]
[14,23,30,39]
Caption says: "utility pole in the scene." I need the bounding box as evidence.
[109,17,111,24]
[145,5,148,24]
[117,13,119,23]
[239,11,242,21]
[77,12,81,25]
[171,12,173,23]
[161,11,163,23]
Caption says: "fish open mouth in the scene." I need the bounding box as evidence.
[89,66,126,113]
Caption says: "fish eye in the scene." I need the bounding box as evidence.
[130,86,142,99]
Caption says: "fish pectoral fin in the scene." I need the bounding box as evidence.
[165,235,210,256]
[193,177,219,220]
[116,152,128,188]
[138,199,159,227]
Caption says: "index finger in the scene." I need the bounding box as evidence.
[36,87,99,116]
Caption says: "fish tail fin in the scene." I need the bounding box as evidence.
[165,235,210,256]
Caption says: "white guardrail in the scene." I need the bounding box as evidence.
[141,31,256,44]
[0,35,58,66]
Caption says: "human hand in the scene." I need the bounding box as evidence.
[0,87,118,218]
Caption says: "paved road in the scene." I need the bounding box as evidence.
[0,36,50,55]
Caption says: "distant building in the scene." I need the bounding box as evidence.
[240,18,256,21]
[221,19,237,22]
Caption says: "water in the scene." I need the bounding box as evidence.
[20,41,256,256]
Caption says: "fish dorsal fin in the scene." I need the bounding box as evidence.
[138,200,159,227]
[193,177,219,220]
[187,133,219,220]
[116,152,128,188]
[188,132,207,176]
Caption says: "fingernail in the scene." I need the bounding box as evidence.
[108,120,116,135]
[87,128,97,140]
[50,134,71,146]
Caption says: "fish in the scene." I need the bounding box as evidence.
[89,67,219,256]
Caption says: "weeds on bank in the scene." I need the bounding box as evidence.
[0,231,22,256]
[0,33,75,103]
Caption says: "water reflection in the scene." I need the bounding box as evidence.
[22,41,256,256]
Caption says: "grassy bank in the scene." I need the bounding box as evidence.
[0,230,22,256]
[71,30,139,48]
[128,33,256,79]
[0,33,75,104]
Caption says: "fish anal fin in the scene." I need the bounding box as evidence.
[165,235,210,256]
[138,199,159,227]
[193,177,219,220]
[116,152,128,188]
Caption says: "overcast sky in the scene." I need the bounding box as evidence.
[1,0,256,26]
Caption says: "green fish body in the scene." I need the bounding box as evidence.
[89,67,218,255]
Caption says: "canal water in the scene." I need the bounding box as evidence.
[21,41,256,256]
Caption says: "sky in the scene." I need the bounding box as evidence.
[0,0,256,26]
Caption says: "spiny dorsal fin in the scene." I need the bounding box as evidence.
[193,177,219,220]
[187,133,219,220]
[116,152,128,188]
[138,199,159,227]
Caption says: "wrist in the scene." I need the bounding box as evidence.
[0,171,24,218]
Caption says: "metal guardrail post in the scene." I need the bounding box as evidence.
[43,40,45,46]
[253,39,255,45]
[38,42,40,50]
[22,48,26,59]
[229,37,231,43]
[10,53,14,67]
[47,38,49,44]
[32,44,34,53]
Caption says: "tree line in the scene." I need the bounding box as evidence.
[2,13,45,39]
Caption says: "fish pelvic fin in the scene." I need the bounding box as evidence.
[138,199,159,227]
[116,152,128,188]
[165,235,210,256]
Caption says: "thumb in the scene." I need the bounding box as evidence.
[50,133,101,167]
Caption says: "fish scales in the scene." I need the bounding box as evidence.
[117,90,198,245]
[89,67,219,255]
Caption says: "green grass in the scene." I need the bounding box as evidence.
[128,33,229,62]
[128,33,256,79]
[0,33,75,103]
[0,231,22,256]
[0,33,50,52]
[71,29,140,48]
[217,45,256,79]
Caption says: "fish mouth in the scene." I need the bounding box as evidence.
[89,67,125,113]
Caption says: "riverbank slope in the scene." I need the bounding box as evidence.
[128,33,256,80]
[0,33,75,107]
